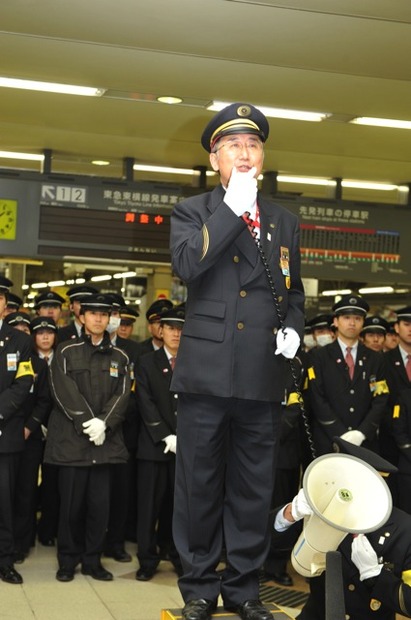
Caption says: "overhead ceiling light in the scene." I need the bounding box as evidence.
[91,160,110,166]
[341,180,401,191]
[350,117,411,130]
[134,164,216,176]
[0,76,105,97]
[277,175,336,187]
[0,150,44,161]
[358,286,394,294]
[31,282,48,289]
[157,96,183,104]
[113,271,136,279]
[321,289,352,296]
[48,280,65,287]
[90,274,112,282]
[207,101,329,122]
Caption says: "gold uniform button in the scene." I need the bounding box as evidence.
[278,296,283,302]
[240,290,247,298]
[269,223,275,229]
[272,328,278,335]
[237,322,244,330]
[348,584,355,591]
[233,255,240,263]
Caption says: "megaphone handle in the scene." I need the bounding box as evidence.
[255,238,317,460]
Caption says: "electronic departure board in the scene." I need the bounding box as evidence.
[0,170,410,284]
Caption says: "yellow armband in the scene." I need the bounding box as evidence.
[371,379,389,397]
[15,359,34,379]
[287,392,303,406]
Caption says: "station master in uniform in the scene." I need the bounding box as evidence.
[170,103,305,620]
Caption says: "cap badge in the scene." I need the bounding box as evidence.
[349,297,358,305]
[237,105,251,117]
[372,317,379,324]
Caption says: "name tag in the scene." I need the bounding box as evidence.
[7,354,17,372]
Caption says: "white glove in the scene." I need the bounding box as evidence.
[82,418,106,441]
[275,327,300,359]
[351,534,383,581]
[93,432,106,446]
[340,430,366,446]
[163,434,177,454]
[291,488,313,521]
[224,167,258,216]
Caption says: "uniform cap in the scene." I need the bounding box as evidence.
[105,293,126,308]
[307,314,333,330]
[119,306,139,322]
[332,294,369,317]
[35,291,65,308]
[0,275,13,294]
[201,103,269,153]
[361,316,389,334]
[4,311,31,327]
[333,436,398,475]
[159,306,185,326]
[387,320,397,334]
[395,306,411,322]
[66,284,98,300]
[79,294,113,313]
[30,316,57,332]
[146,298,173,323]
[6,292,23,309]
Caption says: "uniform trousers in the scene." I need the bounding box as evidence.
[14,438,44,554]
[173,394,281,607]
[57,464,110,569]
[0,452,20,567]
[137,458,178,570]
[105,460,131,553]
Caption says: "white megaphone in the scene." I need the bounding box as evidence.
[291,453,392,578]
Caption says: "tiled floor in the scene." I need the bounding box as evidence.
[1,544,303,620]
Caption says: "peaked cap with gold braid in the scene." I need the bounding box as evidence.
[201,103,269,152]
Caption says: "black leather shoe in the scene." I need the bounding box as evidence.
[104,549,132,562]
[13,551,27,565]
[266,571,293,586]
[225,600,274,620]
[56,567,75,582]
[182,599,217,620]
[81,564,113,581]
[136,567,156,581]
[0,565,23,584]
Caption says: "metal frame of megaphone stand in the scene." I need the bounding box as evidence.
[255,238,348,618]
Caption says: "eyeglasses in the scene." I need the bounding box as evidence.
[214,138,263,155]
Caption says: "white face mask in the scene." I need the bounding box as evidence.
[316,333,333,347]
[106,316,121,334]
[303,334,316,350]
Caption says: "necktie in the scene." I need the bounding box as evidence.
[170,356,176,370]
[242,205,260,239]
[345,346,355,380]
[406,355,411,382]
[43,356,49,365]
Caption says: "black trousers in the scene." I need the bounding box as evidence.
[105,461,131,552]
[14,438,44,553]
[0,452,20,567]
[173,394,281,607]
[57,465,110,569]
[37,462,60,543]
[137,458,177,569]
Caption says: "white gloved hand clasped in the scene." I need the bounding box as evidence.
[340,430,366,446]
[351,534,383,581]
[291,488,313,521]
[224,167,258,217]
[82,418,106,442]
[163,434,177,454]
[275,327,300,359]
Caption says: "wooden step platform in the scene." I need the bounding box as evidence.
[161,602,294,619]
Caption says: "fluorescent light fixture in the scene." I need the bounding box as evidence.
[134,164,216,176]
[157,96,183,105]
[321,289,352,297]
[48,280,65,287]
[341,180,400,191]
[75,278,86,284]
[207,101,329,122]
[358,286,394,294]
[91,160,110,166]
[90,274,112,282]
[350,117,411,130]
[0,150,44,161]
[0,76,105,97]
[277,175,336,187]
[113,271,136,279]
[31,282,49,289]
